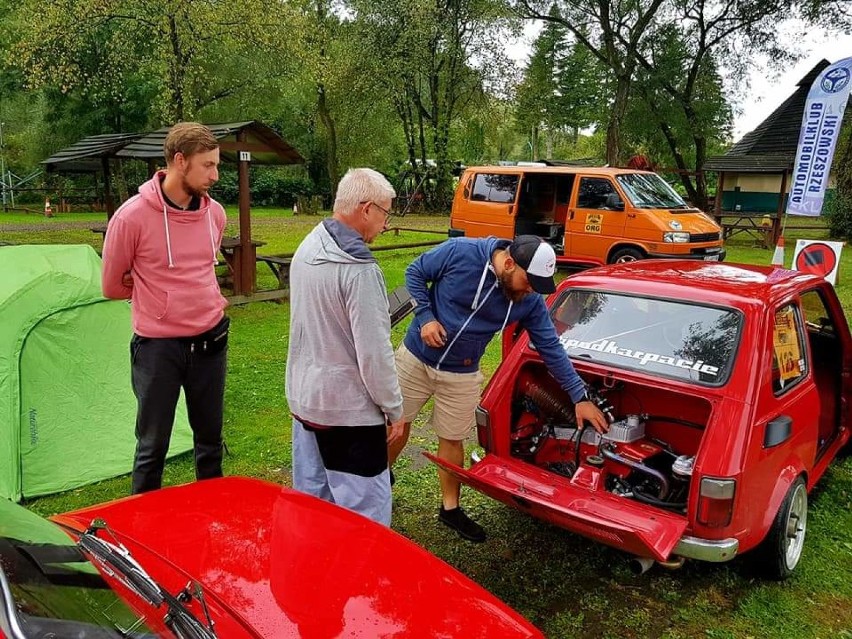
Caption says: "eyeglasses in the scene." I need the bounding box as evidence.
[361,200,391,220]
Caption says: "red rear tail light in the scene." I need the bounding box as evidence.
[475,406,491,450]
[697,478,736,528]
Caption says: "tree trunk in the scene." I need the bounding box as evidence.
[317,82,339,200]
[167,15,185,121]
[606,74,631,166]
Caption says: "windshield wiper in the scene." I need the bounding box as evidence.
[77,519,217,639]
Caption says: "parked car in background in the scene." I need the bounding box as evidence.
[429,261,850,579]
[450,166,725,266]
[0,477,543,638]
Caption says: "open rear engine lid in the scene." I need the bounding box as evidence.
[426,453,687,561]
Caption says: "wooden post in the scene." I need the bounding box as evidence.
[102,157,116,220]
[237,130,255,295]
[772,170,788,248]
[714,171,725,224]
[147,159,158,178]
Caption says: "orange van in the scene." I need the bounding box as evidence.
[449,166,725,265]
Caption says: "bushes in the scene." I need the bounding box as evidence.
[825,193,852,241]
[211,167,316,207]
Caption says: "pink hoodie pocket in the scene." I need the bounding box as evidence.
[161,283,225,326]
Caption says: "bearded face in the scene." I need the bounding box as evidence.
[498,267,534,302]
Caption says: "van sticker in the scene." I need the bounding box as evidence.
[773,307,802,380]
[559,336,720,377]
[584,213,602,234]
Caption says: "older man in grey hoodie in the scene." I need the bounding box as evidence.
[285,168,405,526]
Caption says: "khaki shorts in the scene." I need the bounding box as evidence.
[395,344,483,441]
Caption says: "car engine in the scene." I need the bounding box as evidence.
[510,376,700,513]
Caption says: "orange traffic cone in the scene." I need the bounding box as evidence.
[771,235,785,267]
[43,198,53,218]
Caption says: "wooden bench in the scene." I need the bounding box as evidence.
[256,254,292,291]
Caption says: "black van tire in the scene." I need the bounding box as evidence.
[609,247,645,264]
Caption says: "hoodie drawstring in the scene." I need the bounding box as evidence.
[436,258,513,370]
[161,202,219,268]
[206,208,218,265]
[163,203,175,269]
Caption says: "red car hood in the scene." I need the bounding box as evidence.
[51,477,540,638]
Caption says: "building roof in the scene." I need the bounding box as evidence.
[41,133,145,173]
[116,121,303,165]
[703,60,832,173]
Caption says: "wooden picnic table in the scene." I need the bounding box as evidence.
[219,236,266,296]
[719,213,775,248]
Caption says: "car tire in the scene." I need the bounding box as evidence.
[755,476,807,580]
[609,247,645,264]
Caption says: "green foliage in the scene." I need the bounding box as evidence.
[826,119,852,241]
[212,168,315,207]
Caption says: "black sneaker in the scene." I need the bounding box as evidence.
[439,506,486,543]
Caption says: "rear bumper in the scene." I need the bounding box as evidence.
[672,535,739,562]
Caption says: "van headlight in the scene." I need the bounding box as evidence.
[663,232,690,243]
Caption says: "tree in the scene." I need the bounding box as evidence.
[514,0,667,165]
[10,0,292,123]
[515,5,566,159]
[351,0,512,209]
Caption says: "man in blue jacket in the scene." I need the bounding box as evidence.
[390,235,608,542]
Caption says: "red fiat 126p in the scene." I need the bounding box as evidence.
[428,261,850,579]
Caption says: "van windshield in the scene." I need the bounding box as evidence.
[617,174,688,209]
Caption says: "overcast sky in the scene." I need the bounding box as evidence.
[505,23,852,142]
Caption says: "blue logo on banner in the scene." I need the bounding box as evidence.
[821,67,850,93]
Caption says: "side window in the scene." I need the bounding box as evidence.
[463,175,472,200]
[578,177,617,209]
[771,304,808,395]
[471,174,519,203]
[799,289,836,336]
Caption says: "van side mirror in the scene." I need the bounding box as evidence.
[605,193,625,210]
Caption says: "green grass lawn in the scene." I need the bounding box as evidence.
[5,208,852,639]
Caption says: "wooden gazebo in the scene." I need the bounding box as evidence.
[41,133,145,217]
[703,60,831,245]
[115,121,304,296]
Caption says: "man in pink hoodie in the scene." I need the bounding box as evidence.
[102,122,229,494]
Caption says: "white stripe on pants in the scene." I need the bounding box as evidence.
[291,419,392,526]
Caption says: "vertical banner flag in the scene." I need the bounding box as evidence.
[787,57,852,216]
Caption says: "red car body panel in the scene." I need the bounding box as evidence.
[50,477,542,638]
[437,261,852,564]
[425,453,687,561]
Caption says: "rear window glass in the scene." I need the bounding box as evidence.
[550,290,742,385]
[471,174,519,203]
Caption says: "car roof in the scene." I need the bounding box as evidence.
[561,260,823,309]
[463,165,651,176]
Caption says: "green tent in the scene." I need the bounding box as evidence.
[0,245,192,501]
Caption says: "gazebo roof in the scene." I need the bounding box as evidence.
[704,60,832,173]
[41,133,145,174]
[116,121,303,165]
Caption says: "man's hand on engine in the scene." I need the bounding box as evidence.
[576,401,609,434]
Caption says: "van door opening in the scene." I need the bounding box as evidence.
[514,173,573,255]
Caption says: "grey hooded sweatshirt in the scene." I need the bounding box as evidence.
[285,219,404,427]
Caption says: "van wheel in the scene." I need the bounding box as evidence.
[609,247,644,264]
[755,476,807,580]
